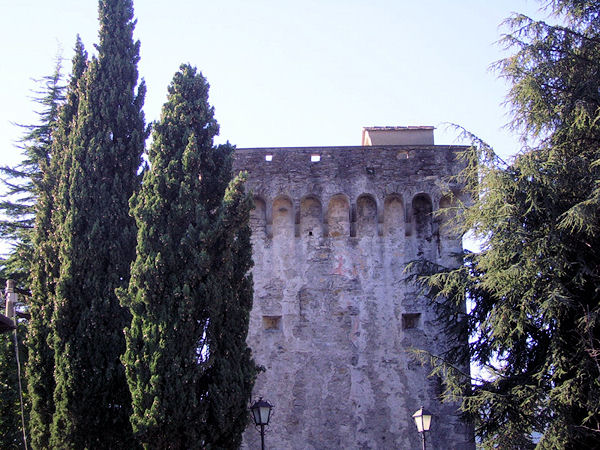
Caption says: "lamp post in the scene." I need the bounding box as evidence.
[412,406,433,450]
[250,397,273,450]
[0,280,17,334]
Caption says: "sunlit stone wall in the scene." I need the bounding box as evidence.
[234,144,474,450]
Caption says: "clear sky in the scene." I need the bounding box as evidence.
[0,0,545,168]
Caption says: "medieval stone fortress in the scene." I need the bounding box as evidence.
[235,127,474,449]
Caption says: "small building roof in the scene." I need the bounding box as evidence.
[361,126,435,146]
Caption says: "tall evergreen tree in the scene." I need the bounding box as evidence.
[417,1,600,448]
[26,37,87,450]
[201,213,257,449]
[0,59,65,287]
[0,55,65,450]
[121,64,257,449]
[50,0,146,447]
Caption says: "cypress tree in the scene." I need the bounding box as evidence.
[50,0,146,447]
[202,213,257,449]
[121,64,257,449]
[27,37,87,450]
[416,1,600,447]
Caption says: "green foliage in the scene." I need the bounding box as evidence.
[26,37,87,450]
[199,176,258,449]
[0,324,28,449]
[417,2,600,448]
[49,0,146,447]
[0,53,66,450]
[121,64,257,449]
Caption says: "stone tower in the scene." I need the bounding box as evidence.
[235,127,474,449]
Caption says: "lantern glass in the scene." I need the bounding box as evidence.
[258,405,271,425]
[251,406,261,425]
[421,413,432,431]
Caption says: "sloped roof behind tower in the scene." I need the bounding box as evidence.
[361,126,434,146]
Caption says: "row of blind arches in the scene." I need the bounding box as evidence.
[250,192,455,239]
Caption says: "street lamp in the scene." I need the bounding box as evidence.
[412,406,433,450]
[250,397,273,450]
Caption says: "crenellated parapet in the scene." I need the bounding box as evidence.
[234,145,467,261]
[233,145,465,206]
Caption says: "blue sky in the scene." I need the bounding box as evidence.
[0,0,544,167]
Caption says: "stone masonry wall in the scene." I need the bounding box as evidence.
[234,145,474,449]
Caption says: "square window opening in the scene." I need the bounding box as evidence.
[265,154,273,162]
[262,315,282,331]
[402,313,421,330]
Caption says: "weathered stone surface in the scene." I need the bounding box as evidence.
[235,145,474,449]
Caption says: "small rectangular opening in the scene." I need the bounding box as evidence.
[262,315,281,331]
[402,313,421,330]
[310,154,321,162]
[265,154,273,162]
